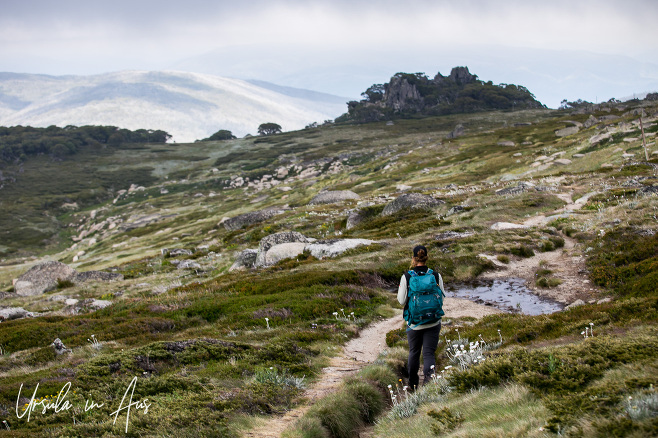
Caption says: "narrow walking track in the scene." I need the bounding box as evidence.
[243,299,502,438]
[243,313,403,438]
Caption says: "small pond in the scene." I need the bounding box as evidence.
[446,277,564,316]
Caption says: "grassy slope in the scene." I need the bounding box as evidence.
[0,102,656,437]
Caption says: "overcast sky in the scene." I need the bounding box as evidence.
[1,0,657,108]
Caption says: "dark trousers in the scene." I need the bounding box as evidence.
[407,323,441,389]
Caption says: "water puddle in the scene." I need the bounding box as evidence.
[446,277,564,315]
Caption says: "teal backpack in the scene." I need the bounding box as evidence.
[403,269,445,328]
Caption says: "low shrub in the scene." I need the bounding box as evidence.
[587,229,658,297]
[510,245,535,258]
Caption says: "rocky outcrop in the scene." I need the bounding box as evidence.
[14,261,77,296]
[381,193,443,216]
[0,307,35,321]
[74,271,123,283]
[120,213,177,231]
[306,239,375,259]
[14,261,123,297]
[555,126,579,137]
[497,141,515,147]
[64,299,113,315]
[261,242,308,266]
[229,249,258,271]
[385,76,423,113]
[344,66,544,123]
[162,248,193,257]
[490,222,527,230]
[346,210,365,230]
[446,124,465,139]
[170,260,201,270]
[446,205,466,216]
[308,190,360,205]
[583,115,598,128]
[52,338,72,355]
[589,132,612,145]
[233,233,379,269]
[223,208,285,231]
[255,232,309,267]
[495,182,536,196]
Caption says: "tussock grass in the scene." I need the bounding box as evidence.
[374,384,551,438]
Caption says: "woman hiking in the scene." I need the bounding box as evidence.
[397,245,445,390]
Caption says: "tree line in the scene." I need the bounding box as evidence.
[0,125,171,163]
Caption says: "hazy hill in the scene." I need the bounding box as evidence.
[0,71,349,142]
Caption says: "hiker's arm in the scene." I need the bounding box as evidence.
[397,275,407,305]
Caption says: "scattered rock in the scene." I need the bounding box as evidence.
[589,133,611,145]
[597,297,613,304]
[554,158,572,165]
[446,124,465,139]
[639,185,658,195]
[565,299,586,310]
[14,261,77,296]
[74,271,123,283]
[346,210,365,230]
[434,231,474,240]
[381,193,443,216]
[555,126,579,137]
[52,338,72,355]
[120,213,176,231]
[306,239,375,259]
[573,154,585,158]
[223,208,286,231]
[495,181,535,196]
[497,141,515,147]
[262,242,307,266]
[583,115,598,128]
[490,222,527,230]
[255,232,309,267]
[446,205,466,216]
[0,307,35,321]
[229,249,258,271]
[601,163,614,169]
[162,248,194,257]
[64,299,113,315]
[512,153,523,157]
[175,260,202,270]
[396,184,412,191]
[14,261,123,296]
[308,190,360,205]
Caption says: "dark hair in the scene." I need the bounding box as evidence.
[410,245,428,268]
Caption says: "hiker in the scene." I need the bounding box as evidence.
[397,245,445,390]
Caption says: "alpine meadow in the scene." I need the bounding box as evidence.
[0,67,657,438]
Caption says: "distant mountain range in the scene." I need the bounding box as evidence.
[0,71,350,143]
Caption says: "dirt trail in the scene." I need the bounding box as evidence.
[480,190,601,305]
[243,300,498,437]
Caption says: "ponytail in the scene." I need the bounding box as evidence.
[410,248,428,269]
